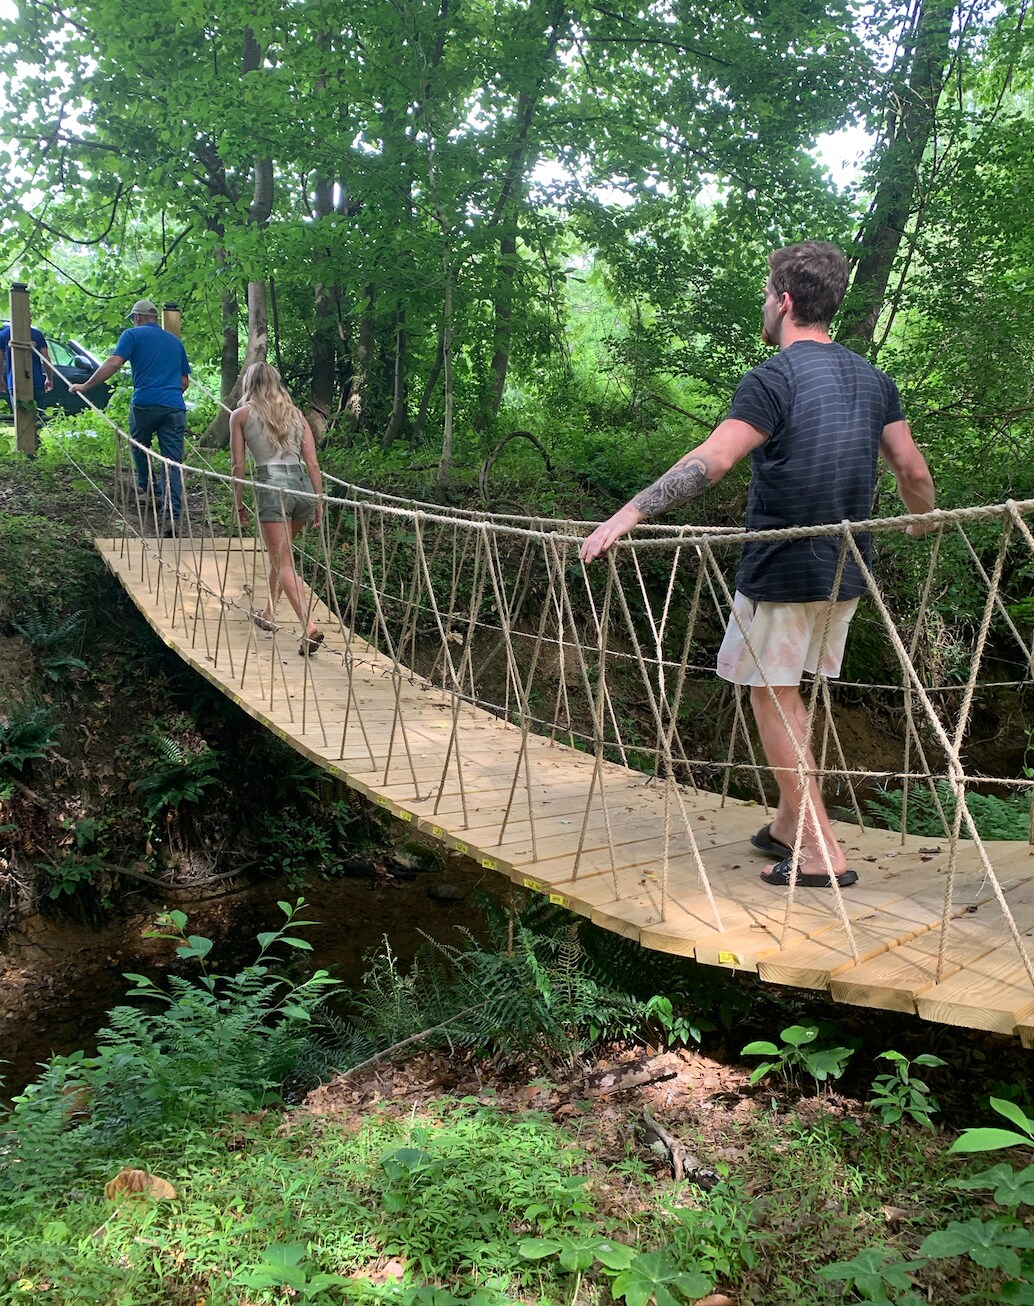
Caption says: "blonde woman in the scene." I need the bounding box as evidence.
[230,362,325,655]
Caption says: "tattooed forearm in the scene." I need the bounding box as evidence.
[632,457,710,519]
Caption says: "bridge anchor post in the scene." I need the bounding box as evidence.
[8,283,38,457]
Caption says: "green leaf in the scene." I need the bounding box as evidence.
[781,1024,818,1048]
[595,1241,636,1271]
[748,1061,776,1085]
[175,934,213,960]
[519,1238,564,1260]
[611,1249,710,1306]
[950,1128,1034,1153]
[954,1163,1034,1205]
[264,1243,307,1269]
[1001,1281,1034,1304]
[921,1217,1034,1269]
[305,1272,351,1292]
[280,1004,312,1021]
[818,1247,921,1295]
[740,1041,779,1056]
[559,1244,598,1272]
[990,1097,1034,1138]
[41,1220,70,1244]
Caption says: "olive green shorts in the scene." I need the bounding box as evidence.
[253,463,316,524]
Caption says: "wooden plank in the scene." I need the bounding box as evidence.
[829,922,1005,1013]
[752,883,957,990]
[915,946,1034,1034]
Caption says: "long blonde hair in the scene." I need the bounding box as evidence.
[240,362,303,453]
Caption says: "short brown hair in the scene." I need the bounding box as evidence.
[768,241,849,327]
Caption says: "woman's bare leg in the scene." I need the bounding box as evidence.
[258,518,319,638]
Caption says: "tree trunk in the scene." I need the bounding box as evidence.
[218,282,269,418]
[480,3,567,423]
[836,0,956,353]
[381,305,408,448]
[202,287,240,447]
[201,26,274,447]
[307,174,339,440]
[344,284,376,433]
[413,334,445,443]
[433,250,454,496]
[486,228,518,421]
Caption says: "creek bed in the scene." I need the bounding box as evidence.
[0,857,498,1103]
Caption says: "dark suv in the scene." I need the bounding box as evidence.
[1,330,112,417]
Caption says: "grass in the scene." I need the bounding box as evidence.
[0,864,1027,1306]
[0,1085,1014,1306]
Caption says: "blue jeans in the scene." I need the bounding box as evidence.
[130,404,186,522]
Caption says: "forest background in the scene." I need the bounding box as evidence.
[1,0,1032,517]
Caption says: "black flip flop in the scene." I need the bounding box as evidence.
[299,631,325,656]
[252,612,277,633]
[760,855,858,889]
[750,823,793,858]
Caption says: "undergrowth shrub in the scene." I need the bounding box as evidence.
[9,609,88,682]
[306,909,705,1079]
[0,699,59,784]
[0,509,101,623]
[135,731,222,821]
[0,899,338,1200]
[820,1097,1034,1304]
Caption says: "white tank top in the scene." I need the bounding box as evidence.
[242,408,304,466]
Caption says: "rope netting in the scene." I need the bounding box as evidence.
[36,348,1034,984]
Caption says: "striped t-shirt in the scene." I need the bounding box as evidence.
[727,341,905,603]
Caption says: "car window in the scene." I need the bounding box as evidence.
[47,339,76,367]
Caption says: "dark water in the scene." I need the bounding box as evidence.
[0,859,498,1103]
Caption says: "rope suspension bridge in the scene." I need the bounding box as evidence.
[13,330,1034,1042]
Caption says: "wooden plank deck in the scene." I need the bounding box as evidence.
[96,535,1034,1042]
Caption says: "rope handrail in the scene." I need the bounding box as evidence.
[181,372,1034,541]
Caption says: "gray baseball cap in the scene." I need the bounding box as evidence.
[127,299,159,318]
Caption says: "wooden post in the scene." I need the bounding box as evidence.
[162,302,181,337]
[8,283,38,457]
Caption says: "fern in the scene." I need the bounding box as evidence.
[0,701,59,775]
[134,735,222,817]
[152,733,187,766]
[867,781,1031,841]
[0,901,339,1178]
[10,609,89,681]
[324,916,657,1073]
[10,609,84,651]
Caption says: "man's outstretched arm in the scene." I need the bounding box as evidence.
[579,418,767,563]
[68,354,125,395]
[879,420,935,537]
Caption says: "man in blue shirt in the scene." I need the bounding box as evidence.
[0,323,53,409]
[70,299,191,534]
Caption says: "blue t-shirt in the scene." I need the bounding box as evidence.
[113,323,191,409]
[0,325,49,391]
[727,341,906,603]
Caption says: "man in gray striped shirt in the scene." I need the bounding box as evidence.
[580,241,935,890]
